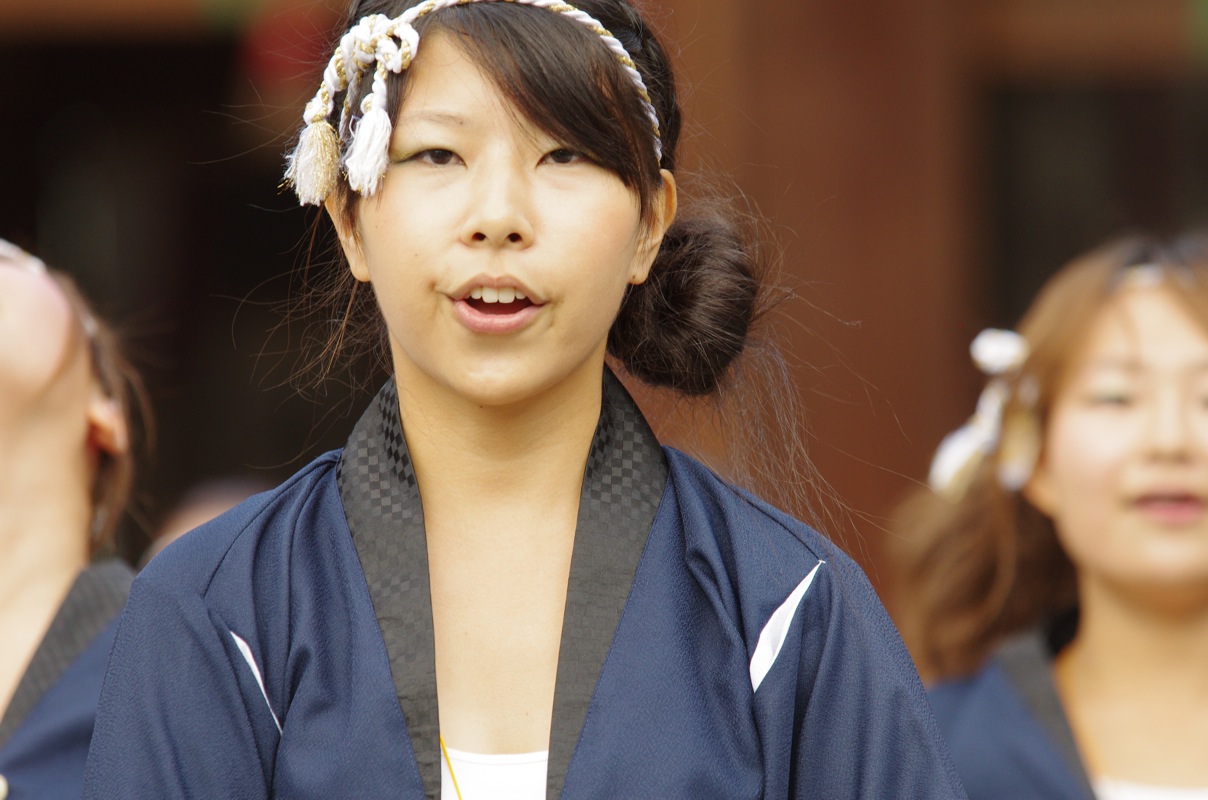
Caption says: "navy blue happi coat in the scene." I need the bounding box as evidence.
[84,374,965,799]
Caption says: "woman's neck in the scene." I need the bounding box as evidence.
[1055,577,1208,785]
[0,424,91,718]
[1065,578,1208,694]
[396,364,605,545]
[0,427,91,608]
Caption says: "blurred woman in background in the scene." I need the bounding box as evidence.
[895,233,1208,799]
[0,239,143,799]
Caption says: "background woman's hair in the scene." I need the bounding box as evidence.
[50,271,150,555]
[289,0,832,526]
[892,231,1208,680]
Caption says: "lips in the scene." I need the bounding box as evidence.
[449,276,545,333]
[448,278,544,334]
[1133,493,1207,525]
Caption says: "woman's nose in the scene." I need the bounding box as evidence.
[1144,389,1194,460]
[460,160,534,248]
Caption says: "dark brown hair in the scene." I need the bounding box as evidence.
[893,232,1208,679]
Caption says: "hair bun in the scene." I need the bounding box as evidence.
[608,210,758,395]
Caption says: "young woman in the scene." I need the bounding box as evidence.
[0,239,140,799]
[895,234,1208,799]
[83,1,965,797]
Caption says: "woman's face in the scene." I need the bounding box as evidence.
[332,32,673,410]
[1026,282,1208,603]
[0,248,84,418]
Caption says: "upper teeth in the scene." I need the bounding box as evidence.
[469,287,525,302]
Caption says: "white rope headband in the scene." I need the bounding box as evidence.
[285,0,663,206]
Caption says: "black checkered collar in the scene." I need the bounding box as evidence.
[0,560,133,747]
[337,368,668,799]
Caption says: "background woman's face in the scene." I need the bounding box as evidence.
[0,252,84,420]
[1026,282,1208,606]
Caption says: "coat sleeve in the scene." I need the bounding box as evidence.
[83,575,280,799]
[753,556,968,799]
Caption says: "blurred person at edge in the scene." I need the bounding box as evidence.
[894,233,1208,800]
[0,240,144,799]
[140,477,273,569]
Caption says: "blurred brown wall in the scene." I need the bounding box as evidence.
[662,0,980,581]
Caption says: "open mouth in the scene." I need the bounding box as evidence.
[464,286,536,315]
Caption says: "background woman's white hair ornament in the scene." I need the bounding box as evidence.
[929,328,1037,500]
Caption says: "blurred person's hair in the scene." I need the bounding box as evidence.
[53,273,149,553]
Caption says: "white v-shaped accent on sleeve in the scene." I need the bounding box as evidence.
[749,560,824,692]
[230,631,283,733]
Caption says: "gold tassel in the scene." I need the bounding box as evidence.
[286,120,341,206]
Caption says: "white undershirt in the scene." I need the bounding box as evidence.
[1096,778,1208,800]
[440,746,548,800]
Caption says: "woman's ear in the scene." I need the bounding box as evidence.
[630,170,678,286]
[87,390,128,456]
[325,195,372,283]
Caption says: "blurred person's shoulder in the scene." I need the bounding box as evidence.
[138,451,344,601]
[929,629,1093,799]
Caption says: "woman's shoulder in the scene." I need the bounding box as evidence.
[662,446,853,576]
[137,450,345,601]
[928,651,1018,729]
[659,445,891,637]
[928,629,1057,726]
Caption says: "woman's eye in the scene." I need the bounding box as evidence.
[544,148,585,165]
[1086,392,1134,407]
[405,149,459,166]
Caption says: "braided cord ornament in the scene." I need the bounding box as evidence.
[284,0,662,206]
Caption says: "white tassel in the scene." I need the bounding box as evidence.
[286,120,341,206]
[928,375,1010,499]
[928,325,1038,500]
[345,103,393,196]
[929,422,993,500]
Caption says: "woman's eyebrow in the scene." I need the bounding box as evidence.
[398,109,474,128]
[1080,357,1208,374]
